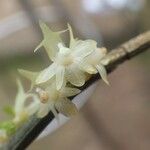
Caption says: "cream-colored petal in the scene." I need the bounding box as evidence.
[56,66,65,90]
[55,98,78,117]
[72,40,97,59]
[36,63,56,84]
[51,107,59,121]
[26,101,39,116]
[62,87,81,97]
[38,21,63,60]
[45,81,56,93]
[25,94,40,116]
[18,69,38,90]
[66,65,86,87]
[18,69,38,81]
[60,77,67,89]
[80,48,107,67]
[34,41,43,52]
[79,60,97,74]
[37,103,49,118]
[96,64,109,85]
[68,24,76,48]
[97,47,107,56]
[14,79,26,115]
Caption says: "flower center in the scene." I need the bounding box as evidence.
[58,43,71,55]
[56,43,73,66]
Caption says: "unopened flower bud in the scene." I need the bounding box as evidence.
[36,88,49,103]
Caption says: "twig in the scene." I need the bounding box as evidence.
[3,31,150,150]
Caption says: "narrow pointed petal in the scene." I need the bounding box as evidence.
[66,65,86,87]
[79,61,97,74]
[68,24,76,48]
[55,98,78,117]
[62,87,81,97]
[73,40,97,59]
[18,69,38,81]
[36,63,56,84]
[56,66,65,90]
[51,107,59,122]
[14,79,26,114]
[18,69,38,90]
[96,64,109,85]
[16,79,24,94]
[34,41,43,52]
[57,28,68,34]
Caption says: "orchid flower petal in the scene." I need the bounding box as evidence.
[18,69,38,90]
[96,64,109,85]
[34,41,43,52]
[14,79,26,115]
[36,63,56,84]
[79,60,97,74]
[37,21,62,60]
[55,98,78,117]
[62,87,81,97]
[68,24,76,48]
[72,40,97,59]
[37,103,49,118]
[66,65,85,87]
[56,66,65,90]
[51,107,59,122]
[25,94,40,116]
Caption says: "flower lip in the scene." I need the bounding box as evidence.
[58,43,71,55]
[55,43,73,66]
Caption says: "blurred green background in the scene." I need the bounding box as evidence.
[0,0,150,150]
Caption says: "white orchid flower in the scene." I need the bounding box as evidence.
[35,22,97,90]
[79,47,109,85]
[36,82,80,118]
[13,79,39,125]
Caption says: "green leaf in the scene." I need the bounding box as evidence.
[0,121,16,135]
[3,105,15,116]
